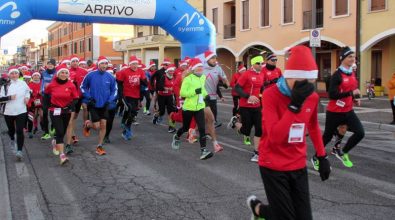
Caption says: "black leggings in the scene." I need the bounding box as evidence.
[4,113,27,151]
[105,108,116,138]
[259,167,312,220]
[232,96,239,116]
[42,94,53,134]
[207,99,218,121]
[158,95,175,117]
[122,97,139,127]
[176,109,206,149]
[322,110,365,153]
[390,100,395,122]
[50,112,71,144]
[140,90,151,111]
[239,107,262,137]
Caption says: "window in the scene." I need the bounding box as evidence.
[212,8,218,32]
[153,26,159,35]
[80,40,84,53]
[137,32,144,37]
[261,0,270,27]
[283,0,293,24]
[242,0,250,29]
[87,38,92,52]
[334,0,348,16]
[370,0,386,11]
[64,27,68,36]
[74,42,77,54]
[57,47,61,56]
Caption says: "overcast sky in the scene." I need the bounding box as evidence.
[1,20,54,55]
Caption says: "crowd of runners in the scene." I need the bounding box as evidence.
[0,45,366,219]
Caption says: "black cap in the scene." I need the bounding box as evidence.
[340,46,354,62]
[47,59,56,66]
[266,52,277,60]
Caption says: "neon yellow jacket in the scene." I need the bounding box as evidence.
[180,73,207,111]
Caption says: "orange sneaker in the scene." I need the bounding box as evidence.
[83,120,91,137]
[96,146,106,156]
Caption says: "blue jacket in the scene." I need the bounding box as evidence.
[41,68,56,94]
[80,70,117,108]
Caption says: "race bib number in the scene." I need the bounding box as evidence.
[288,123,305,143]
[34,99,41,106]
[198,94,204,104]
[54,108,61,116]
[336,100,346,107]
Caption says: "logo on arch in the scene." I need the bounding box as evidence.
[173,12,205,33]
[0,1,21,25]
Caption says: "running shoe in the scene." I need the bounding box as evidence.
[168,119,176,128]
[15,151,23,161]
[311,155,319,171]
[145,111,151,116]
[103,136,111,144]
[250,153,259,163]
[72,135,79,145]
[244,136,252,146]
[214,121,222,128]
[33,127,38,134]
[83,120,91,137]
[10,140,16,151]
[200,148,213,160]
[152,115,158,125]
[60,154,69,165]
[41,133,51,140]
[132,117,139,125]
[331,146,344,161]
[126,128,133,140]
[341,153,353,168]
[227,116,237,129]
[121,123,126,130]
[168,126,176,133]
[28,132,33,139]
[49,128,56,137]
[171,134,181,150]
[96,146,106,156]
[246,195,266,220]
[157,116,163,124]
[122,130,128,141]
[65,144,74,155]
[143,107,147,114]
[52,139,59,156]
[187,128,198,143]
[213,142,223,153]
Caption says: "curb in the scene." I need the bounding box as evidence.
[0,133,12,220]
[318,115,395,133]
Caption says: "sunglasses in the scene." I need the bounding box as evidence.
[255,62,264,65]
[270,59,278,62]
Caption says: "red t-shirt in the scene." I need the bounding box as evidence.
[158,76,175,96]
[118,68,146,99]
[230,72,242,96]
[259,86,326,171]
[237,70,264,108]
[45,80,79,111]
[327,72,358,113]
[28,81,42,107]
[261,67,282,89]
[69,67,88,97]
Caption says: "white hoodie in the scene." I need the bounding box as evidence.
[0,79,30,116]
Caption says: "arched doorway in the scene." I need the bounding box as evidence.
[216,47,236,79]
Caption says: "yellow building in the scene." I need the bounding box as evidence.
[207,0,357,92]
[113,0,204,66]
[360,0,395,96]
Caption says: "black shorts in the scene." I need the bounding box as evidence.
[89,107,108,123]
[74,98,83,114]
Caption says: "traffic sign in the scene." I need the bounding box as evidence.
[3,49,8,55]
[310,29,321,47]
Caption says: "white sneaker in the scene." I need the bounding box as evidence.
[250,153,259,163]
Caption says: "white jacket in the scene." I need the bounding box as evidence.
[0,79,30,116]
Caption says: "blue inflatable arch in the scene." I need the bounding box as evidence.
[0,0,216,58]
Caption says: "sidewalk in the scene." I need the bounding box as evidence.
[0,125,12,220]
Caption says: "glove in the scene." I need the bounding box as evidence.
[288,80,315,113]
[88,98,96,108]
[195,88,202,94]
[317,155,331,181]
[271,78,279,84]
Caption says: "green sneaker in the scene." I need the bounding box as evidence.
[311,155,319,171]
[244,136,251,146]
[65,144,74,155]
[341,153,353,168]
[41,133,51,140]
[168,119,176,128]
[171,134,181,150]
[49,128,56,137]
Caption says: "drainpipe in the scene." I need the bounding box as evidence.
[203,0,206,16]
[356,0,361,83]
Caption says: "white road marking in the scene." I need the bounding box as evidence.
[24,194,45,220]
[371,190,395,200]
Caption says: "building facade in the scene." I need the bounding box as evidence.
[47,22,134,65]
[360,0,395,95]
[207,0,357,91]
[113,0,204,66]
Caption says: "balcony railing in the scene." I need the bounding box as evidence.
[113,34,172,51]
[303,9,323,30]
[224,23,236,39]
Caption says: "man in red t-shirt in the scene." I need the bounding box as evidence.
[261,53,282,89]
[117,55,148,140]
[229,64,246,117]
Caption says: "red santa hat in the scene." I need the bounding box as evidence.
[56,63,70,76]
[162,58,171,65]
[107,67,114,74]
[204,50,217,61]
[189,58,203,71]
[1,72,8,79]
[184,56,191,63]
[148,61,156,68]
[141,64,147,70]
[137,59,143,68]
[32,72,41,78]
[23,72,32,79]
[19,64,29,71]
[238,65,246,72]
[283,45,318,79]
[129,56,139,65]
[61,57,71,64]
[179,60,188,67]
[8,66,19,75]
[70,55,79,62]
[97,56,109,65]
[108,63,113,68]
[78,58,87,65]
[165,64,176,72]
[121,64,128,70]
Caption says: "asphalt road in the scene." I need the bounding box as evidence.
[1,92,395,220]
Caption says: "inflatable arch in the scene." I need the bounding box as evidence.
[0,0,216,58]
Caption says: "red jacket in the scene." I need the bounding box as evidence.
[230,72,241,96]
[261,66,282,89]
[158,76,175,96]
[118,68,146,99]
[45,79,79,111]
[259,86,326,171]
[28,81,42,108]
[327,70,358,113]
[237,70,264,108]
[69,67,88,98]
